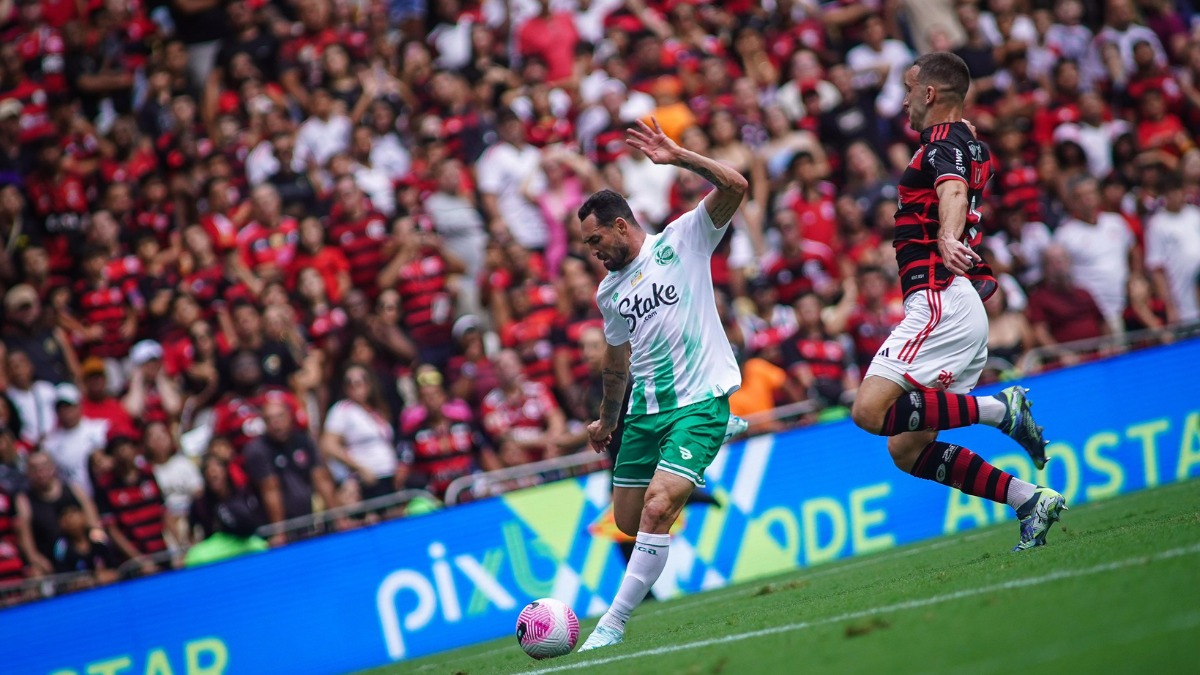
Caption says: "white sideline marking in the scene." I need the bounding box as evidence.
[640,530,988,619]
[524,542,1200,674]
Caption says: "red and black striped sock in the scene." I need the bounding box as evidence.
[910,441,1013,504]
[878,390,980,436]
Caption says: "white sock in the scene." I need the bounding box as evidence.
[1006,478,1037,510]
[977,396,1006,427]
[598,531,670,631]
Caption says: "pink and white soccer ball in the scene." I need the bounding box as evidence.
[515,598,580,659]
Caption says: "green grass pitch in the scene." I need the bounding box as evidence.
[367,480,1200,675]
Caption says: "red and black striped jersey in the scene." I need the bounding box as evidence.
[995,160,1043,224]
[328,210,390,297]
[0,490,25,582]
[94,468,167,557]
[894,121,996,301]
[781,332,853,383]
[397,400,487,499]
[501,315,557,391]
[393,250,455,348]
[72,280,132,359]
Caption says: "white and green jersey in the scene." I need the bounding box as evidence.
[597,205,741,416]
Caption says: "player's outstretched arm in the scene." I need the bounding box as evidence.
[587,342,630,453]
[627,117,748,228]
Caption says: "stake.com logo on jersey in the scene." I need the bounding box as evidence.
[619,282,680,333]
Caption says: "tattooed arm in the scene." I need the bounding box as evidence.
[587,341,631,453]
[626,117,749,228]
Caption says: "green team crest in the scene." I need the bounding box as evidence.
[654,244,677,266]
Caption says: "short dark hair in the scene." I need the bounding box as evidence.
[913,52,970,103]
[577,189,635,228]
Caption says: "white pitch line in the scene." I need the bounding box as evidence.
[523,542,1200,675]
[640,530,988,620]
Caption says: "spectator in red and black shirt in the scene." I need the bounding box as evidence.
[93,436,167,568]
[289,216,350,304]
[65,245,137,363]
[398,366,499,500]
[446,316,498,410]
[237,184,298,285]
[781,294,859,408]
[480,350,570,467]
[122,341,181,428]
[0,481,37,584]
[328,177,392,299]
[377,223,465,368]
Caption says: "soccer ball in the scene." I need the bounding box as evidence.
[515,598,579,659]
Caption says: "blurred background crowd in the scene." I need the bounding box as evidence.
[0,0,1198,594]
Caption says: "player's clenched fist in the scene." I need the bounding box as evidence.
[587,420,614,454]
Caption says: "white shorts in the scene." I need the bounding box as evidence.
[865,276,988,394]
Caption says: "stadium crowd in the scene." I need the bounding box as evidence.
[0,0,1198,593]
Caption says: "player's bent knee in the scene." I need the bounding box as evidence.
[888,432,935,473]
[850,398,884,435]
[640,490,682,533]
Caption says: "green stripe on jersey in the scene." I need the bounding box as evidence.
[630,380,648,416]
[651,338,678,411]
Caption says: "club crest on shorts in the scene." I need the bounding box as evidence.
[654,244,677,266]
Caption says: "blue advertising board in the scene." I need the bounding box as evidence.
[5,340,1199,674]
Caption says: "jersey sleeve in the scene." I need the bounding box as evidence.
[596,285,631,346]
[922,140,969,186]
[670,203,728,254]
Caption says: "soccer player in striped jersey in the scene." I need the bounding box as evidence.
[577,118,748,651]
[850,52,1066,552]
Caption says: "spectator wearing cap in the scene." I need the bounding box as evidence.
[320,364,400,501]
[93,435,167,567]
[398,364,499,500]
[446,315,498,409]
[2,284,75,386]
[78,357,137,440]
[243,398,338,544]
[4,349,59,448]
[477,109,548,250]
[123,341,182,427]
[42,383,107,496]
[25,451,103,572]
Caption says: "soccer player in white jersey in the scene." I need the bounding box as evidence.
[577,118,747,651]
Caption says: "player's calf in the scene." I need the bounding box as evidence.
[867,389,1008,436]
